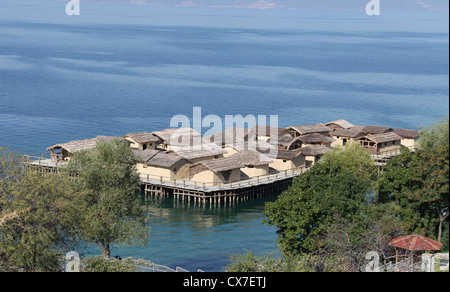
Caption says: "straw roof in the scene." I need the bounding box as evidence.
[276,149,304,160]
[131,149,161,163]
[298,145,331,157]
[331,125,366,138]
[226,140,276,153]
[326,119,354,129]
[152,128,201,144]
[168,143,226,160]
[362,132,403,144]
[288,123,331,135]
[123,132,159,144]
[362,125,394,135]
[296,133,335,144]
[145,152,190,169]
[394,128,420,139]
[247,126,287,139]
[269,135,295,148]
[204,127,248,147]
[47,136,123,153]
[197,150,272,173]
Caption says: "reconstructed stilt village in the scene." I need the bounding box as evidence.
[26,120,419,206]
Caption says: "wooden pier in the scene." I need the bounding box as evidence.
[24,146,413,207]
[140,168,306,206]
[24,153,307,206]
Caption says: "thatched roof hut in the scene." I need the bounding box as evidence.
[325,119,354,130]
[124,132,159,144]
[145,152,190,169]
[332,125,366,139]
[190,150,273,184]
[204,127,249,147]
[361,125,394,135]
[124,132,160,150]
[152,128,202,149]
[131,149,161,163]
[269,135,299,150]
[296,133,335,145]
[247,125,289,141]
[198,150,273,173]
[298,145,331,157]
[393,128,420,139]
[356,132,403,154]
[168,143,226,162]
[363,132,403,144]
[47,136,124,161]
[287,123,331,137]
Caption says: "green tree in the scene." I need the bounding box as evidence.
[64,139,149,259]
[1,148,81,272]
[441,222,449,252]
[417,116,449,153]
[264,143,375,255]
[318,141,378,182]
[377,119,449,242]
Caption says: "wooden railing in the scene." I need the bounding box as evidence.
[139,165,309,190]
[370,145,416,160]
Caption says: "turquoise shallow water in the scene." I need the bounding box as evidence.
[80,195,280,272]
[0,0,448,271]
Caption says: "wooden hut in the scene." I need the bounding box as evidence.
[286,123,331,137]
[269,135,300,150]
[167,143,226,163]
[355,132,403,155]
[152,128,201,150]
[47,135,123,162]
[361,125,394,135]
[132,148,161,175]
[132,149,191,180]
[189,150,272,185]
[123,132,160,150]
[190,157,242,186]
[298,145,331,167]
[393,128,420,149]
[325,119,354,131]
[270,148,306,171]
[204,127,249,148]
[296,133,335,148]
[330,125,365,147]
[247,125,290,142]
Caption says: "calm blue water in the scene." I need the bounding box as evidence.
[1,0,449,271]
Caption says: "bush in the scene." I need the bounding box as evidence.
[82,256,152,272]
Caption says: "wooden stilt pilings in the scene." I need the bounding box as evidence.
[142,176,294,207]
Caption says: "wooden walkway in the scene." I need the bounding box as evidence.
[140,168,307,205]
[24,155,307,206]
[24,146,414,206]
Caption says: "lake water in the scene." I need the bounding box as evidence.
[0,0,449,271]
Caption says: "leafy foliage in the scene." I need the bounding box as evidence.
[377,118,449,241]
[1,148,81,272]
[264,142,375,255]
[64,139,150,258]
[82,256,153,272]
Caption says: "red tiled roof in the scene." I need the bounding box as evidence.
[388,234,443,251]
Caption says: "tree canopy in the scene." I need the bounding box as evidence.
[264,142,376,255]
[377,117,449,242]
[64,139,150,259]
[0,148,80,272]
